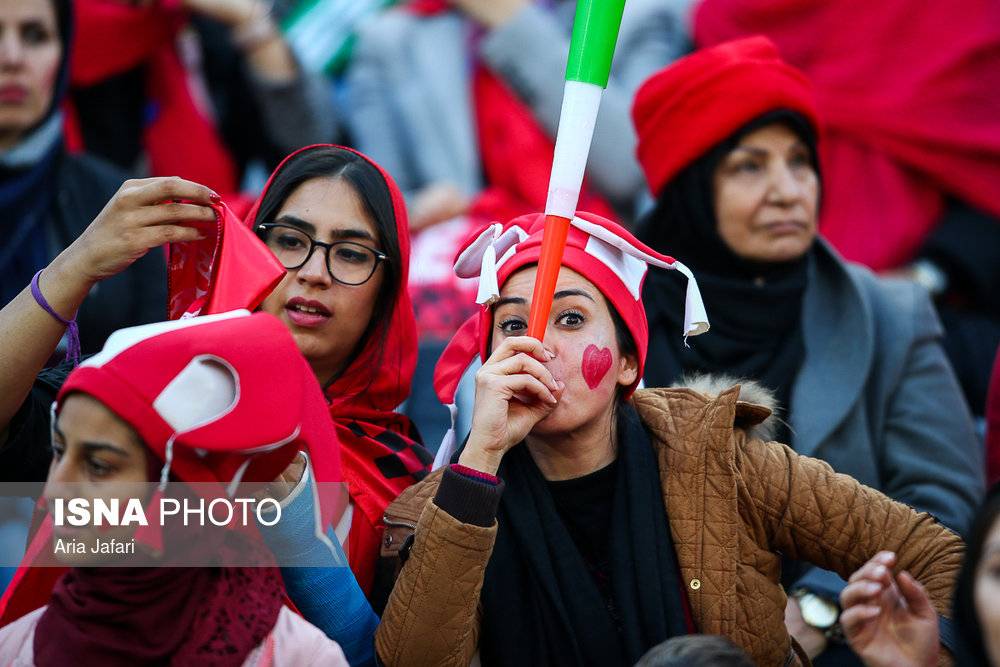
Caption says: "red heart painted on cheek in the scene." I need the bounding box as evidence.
[582,344,613,390]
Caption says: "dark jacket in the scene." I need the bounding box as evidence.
[0,152,165,483]
[645,240,983,602]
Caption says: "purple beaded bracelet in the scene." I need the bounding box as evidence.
[30,270,81,367]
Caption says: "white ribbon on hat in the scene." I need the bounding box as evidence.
[452,217,709,338]
[571,217,709,339]
[454,223,529,306]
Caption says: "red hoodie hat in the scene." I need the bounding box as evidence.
[243,145,430,593]
[0,311,342,632]
[58,310,340,491]
[632,36,820,198]
[431,211,709,468]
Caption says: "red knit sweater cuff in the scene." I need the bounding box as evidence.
[451,464,500,485]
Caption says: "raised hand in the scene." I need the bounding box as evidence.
[459,336,563,475]
[64,176,217,285]
[840,551,939,667]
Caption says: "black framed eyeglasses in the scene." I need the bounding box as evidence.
[257,223,388,286]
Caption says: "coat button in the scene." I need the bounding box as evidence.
[690,578,701,591]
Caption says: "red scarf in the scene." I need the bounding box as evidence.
[34,550,282,667]
[245,146,431,592]
[409,1,617,224]
[694,0,1000,270]
[69,0,238,195]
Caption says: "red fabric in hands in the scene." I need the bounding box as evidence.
[166,201,285,320]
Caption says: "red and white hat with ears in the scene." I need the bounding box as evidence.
[0,311,343,623]
[56,311,342,527]
[430,211,709,468]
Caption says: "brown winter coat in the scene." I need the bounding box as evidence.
[375,385,964,666]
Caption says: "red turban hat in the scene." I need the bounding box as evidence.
[632,36,820,196]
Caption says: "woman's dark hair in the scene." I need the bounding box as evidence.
[637,108,820,276]
[252,146,402,383]
[52,0,71,45]
[42,0,73,119]
[607,295,638,372]
[953,483,1000,665]
[603,294,639,417]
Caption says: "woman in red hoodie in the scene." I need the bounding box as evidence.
[0,311,350,665]
[0,145,431,605]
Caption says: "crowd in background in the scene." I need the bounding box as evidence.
[2,0,1000,665]
[4,0,999,425]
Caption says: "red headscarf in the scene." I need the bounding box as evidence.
[3,312,342,665]
[244,145,431,592]
[68,0,238,195]
[692,0,1000,270]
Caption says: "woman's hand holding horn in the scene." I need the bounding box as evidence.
[459,336,564,476]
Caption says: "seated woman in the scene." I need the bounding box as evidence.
[841,483,1000,667]
[630,37,983,662]
[0,311,350,665]
[0,145,431,604]
[0,0,165,350]
[372,211,964,667]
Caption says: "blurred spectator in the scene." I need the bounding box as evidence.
[635,635,755,667]
[279,0,390,76]
[348,0,686,222]
[632,38,983,666]
[67,0,337,197]
[693,0,1000,416]
[912,202,1000,417]
[0,0,165,352]
[346,0,688,447]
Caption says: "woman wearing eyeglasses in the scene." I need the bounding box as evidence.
[0,145,431,612]
[248,145,432,603]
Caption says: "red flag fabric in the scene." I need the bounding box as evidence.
[166,201,285,320]
[693,0,1000,270]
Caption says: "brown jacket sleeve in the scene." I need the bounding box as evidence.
[375,499,495,667]
[737,434,964,664]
